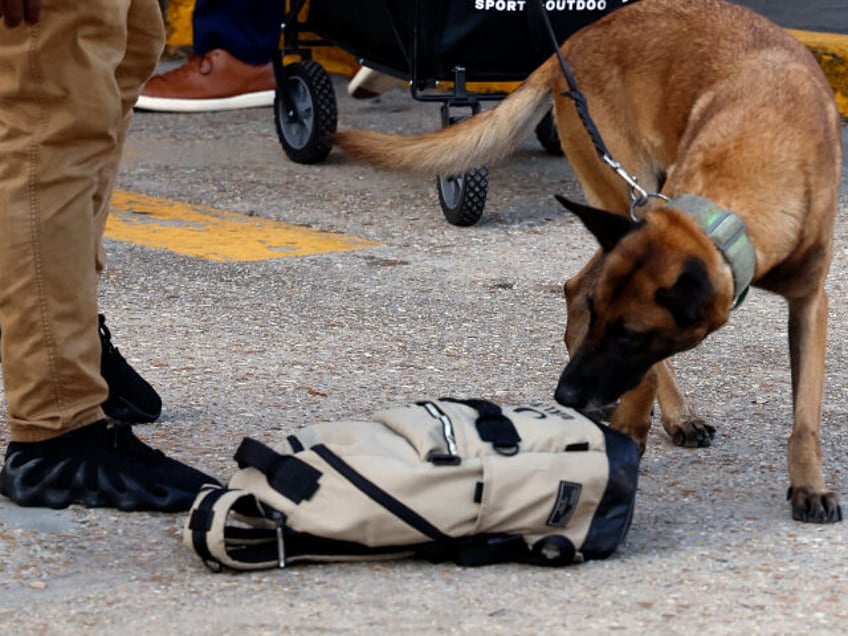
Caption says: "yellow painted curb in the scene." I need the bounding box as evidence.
[788,29,848,118]
[107,190,382,262]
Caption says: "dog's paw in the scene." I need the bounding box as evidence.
[787,486,843,523]
[662,416,716,448]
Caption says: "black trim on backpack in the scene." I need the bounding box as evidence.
[415,532,577,567]
[473,481,484,504]
[414,533,523,566]
[312,444,452,543]
[287,435,305,453]
[235,437,321,503]
[283,528,427,563]
[580,424,641,559]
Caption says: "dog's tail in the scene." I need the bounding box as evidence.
[333,56,560,177]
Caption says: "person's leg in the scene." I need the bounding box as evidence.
[0,0,164,425]
[0,1,128,442]
[192,0,284,65]
[0,0,218,510]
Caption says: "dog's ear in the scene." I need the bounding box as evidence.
[554,195,642,251]
[655,258,714,327]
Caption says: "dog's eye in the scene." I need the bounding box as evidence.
[610,322,648,351]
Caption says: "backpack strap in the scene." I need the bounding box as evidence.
[312,444,453,543]
[234,437,322,503]
[441,397,521,455]
[415,533,577,567]
[183,485,283,571]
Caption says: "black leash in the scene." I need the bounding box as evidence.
[532,0,667,218]
[533,1,610,162]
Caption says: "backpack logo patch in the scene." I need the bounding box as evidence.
[547,481,582,528]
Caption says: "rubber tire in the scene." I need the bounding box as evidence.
[275,60,337,164]
[437,167,489,227]
[535,110,563,156]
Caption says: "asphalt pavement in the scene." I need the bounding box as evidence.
[2,8,848,635]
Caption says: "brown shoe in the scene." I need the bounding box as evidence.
[136,49,276,113]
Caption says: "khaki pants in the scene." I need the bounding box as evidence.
[0,0,165,442]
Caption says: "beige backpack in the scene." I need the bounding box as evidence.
[184,398,639,570]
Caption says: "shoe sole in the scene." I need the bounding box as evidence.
[0,422,215,512]
[0,461,195,512]
[134,90,275,113]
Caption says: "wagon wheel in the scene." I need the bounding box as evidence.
[535,110,563,156]
[274,60,337,164]
[436,109,489,227]
[437,168,489,227]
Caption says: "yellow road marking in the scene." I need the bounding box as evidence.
[107,190,381,262]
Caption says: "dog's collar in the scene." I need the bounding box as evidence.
[667,195,756,309]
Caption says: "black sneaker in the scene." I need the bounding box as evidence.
[99,314,162,424]
[0,420,219,512]
[0,315,162,424]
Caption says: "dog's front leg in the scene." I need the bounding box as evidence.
[786,290,842,522]
[656,361,715,447]
[610,368,658,455]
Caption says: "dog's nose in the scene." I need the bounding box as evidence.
[554,382,585,408]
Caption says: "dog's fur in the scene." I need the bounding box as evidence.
[333,0,843,522]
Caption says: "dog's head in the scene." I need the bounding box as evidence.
[555,196,735,410]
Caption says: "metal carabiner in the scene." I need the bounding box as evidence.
[602,155,650,219]
[601,155,671,220]
[628,191,671,221]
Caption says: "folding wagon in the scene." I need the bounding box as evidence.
[273,0,634,226]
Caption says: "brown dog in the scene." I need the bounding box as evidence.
[334,0,843,522]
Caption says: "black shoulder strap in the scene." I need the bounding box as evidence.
[312,444,452,543]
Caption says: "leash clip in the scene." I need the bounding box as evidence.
[602,155,669,220]
[628,191,671,221]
